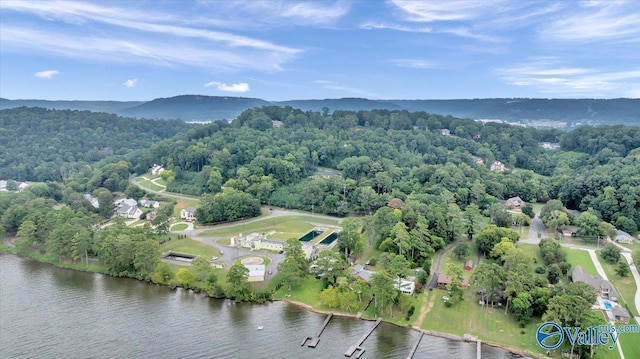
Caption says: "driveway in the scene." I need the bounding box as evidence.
[520,212,546,244]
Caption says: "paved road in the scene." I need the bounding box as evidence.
[520,212,546,245]
[427,243,455,289]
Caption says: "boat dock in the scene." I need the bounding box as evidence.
[344,318,382,357]
[406,331,423,359]
[302,313,334,348]
[477,340,481,359]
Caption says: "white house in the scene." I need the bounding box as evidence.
[140,199,160,208]
[395,277,416,295]
[150,164,165,176]
[490,161,507,172]
[245,264,266,282]
[615,230,634,244]
[180,207,196,222]
[114,198,138,208]
[440,129,451,136]
[116,204,143,219]
[231,233,284,252]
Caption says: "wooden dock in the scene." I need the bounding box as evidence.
[344,318,382,357]
[406,331,423,359]
[302,313,334,348]
[477,340,481,359]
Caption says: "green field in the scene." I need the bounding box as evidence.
[137,179,165,192]
[172,197,199,218]
[420,289,544,357]
[566,249,598,276]
[516,243,543,265]
[171,223,188,231]
[161,238,219,258]
[199,215,341,239]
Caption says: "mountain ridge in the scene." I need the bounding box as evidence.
[1,95,638,126]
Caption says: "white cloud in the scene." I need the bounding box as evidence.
[33,70,59,79]
[314,80,377,98]
[497,59,640,97]
[123,79,137,88]
[1,1,300,71]
[390,59,437,69]
[204,81,250,93]
[227,1,349,25]
[390,0,498,22]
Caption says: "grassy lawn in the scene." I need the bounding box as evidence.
[597,252,638,317]
[172,197,199,218]
[618,241,640,253]
[531,202,544,214]
[135,175,150,183]
[516,243,543,265]
[161,238,219,258]
[274,275,325,306]
[441,242,471,268]
[154,177,168,186]
[420,289,545,357]
[137,179,165,192]
[171,223,188,231]
[566,249,598,276]
[618,317,640,359]
[200,215,341,239]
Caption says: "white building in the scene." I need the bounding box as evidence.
[84,194,100,209]
[395,277,416,295]
[490,161,507,172]
[180,207,196,221]
[245,264,266,282]
[140,199,160,208]
[150,164,165,176]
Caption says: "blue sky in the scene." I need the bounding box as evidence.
[1,0,639,101]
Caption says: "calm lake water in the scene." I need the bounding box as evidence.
[0,255,523,358]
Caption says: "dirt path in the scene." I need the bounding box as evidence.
[414,291,435,327]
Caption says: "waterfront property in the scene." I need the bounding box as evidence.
[245,264,266,282]
[231,233,284,252]
[436,273,470,290]
[572,265,632,323]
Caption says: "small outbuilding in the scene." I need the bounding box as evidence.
[245,264,266,282]
[464,260,473,271]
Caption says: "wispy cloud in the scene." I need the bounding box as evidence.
[33,70,59,79]
[389,0,499,22]
[227,1,349,26]
[315,80,377,98]
[540,1,640,42]
[390,59,437,69]
[205,81,250,93]
[497,58,640,97]
[1,1,300,71]
[123,79,137,88]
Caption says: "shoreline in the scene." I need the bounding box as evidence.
[280,299,541,359]
[1,248,541,358]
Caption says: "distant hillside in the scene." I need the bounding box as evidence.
[390,98,640,125]
[1,96,638,126]
[275,98,402,112]
[119,95,271,121]
[0,98,143,113]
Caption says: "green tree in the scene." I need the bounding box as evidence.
[337,218,364,260]
[453,242,470,260]
[175,268,195,287]
[445,262,465,305]
[319,285,340,308]
[471,263,506,307]
[282,237,307,271]
[463,203,481,240]
[278,257,305,290]
[521,203,534,218]
[510,292,533,326]
[476,225,520,254]
[313,250,347,286]
[226,262,250,300]
[615,261,630,277]
[150,262,174,284]
[370,272,397,316]
[575,210,601,238]
[490,237,516,261]
[191,256,213,281]
[488,203,512,228]
[600,244,621,264]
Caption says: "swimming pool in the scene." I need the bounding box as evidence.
[603,301,612,310]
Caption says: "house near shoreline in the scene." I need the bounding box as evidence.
[180,207,196,222]
[436,273,470,290]
[571,265,618,301]
[245,264,266,282]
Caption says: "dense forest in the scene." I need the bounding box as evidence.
[1,106,638,232]
[0,107,192,181]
